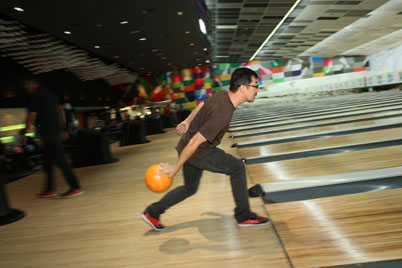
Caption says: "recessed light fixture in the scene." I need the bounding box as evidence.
[197,63,202,66]
[120,21,128,24]
[216,55,228,58]
[206,59,210,63]
[161,57,167,60]
[190,43,194,46]
[177,11,183,16]
[193,52,198,55]
[199,19,207,34]
[14,7,24,12]
[114,56,120,59]
[152,49,158,52]
[168,63,173,65]
[203,48,207,51]
[216,25,237,30]
[139,53,145,56]
[96,24,102,27]
[196,58,200,61]
[131,30,140,34]
[139,37,147,41]
[185,31,190,34]
[94,45,100,48]
[64,31,72,35]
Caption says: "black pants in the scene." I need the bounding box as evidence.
[42,134,81,191]
[146,147,252,223]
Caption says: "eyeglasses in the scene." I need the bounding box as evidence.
[246,84,259,89]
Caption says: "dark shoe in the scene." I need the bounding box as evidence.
[238,213,269,227]
[38,191,58,198]
[141,212,165,231]
[62,189,84,197]
[248,184,264,198]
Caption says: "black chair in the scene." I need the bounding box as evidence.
[145,116,165,135]
[71,129,119,168]
[120,121,149,146]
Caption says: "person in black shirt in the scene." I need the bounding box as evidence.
[21,75,83,198]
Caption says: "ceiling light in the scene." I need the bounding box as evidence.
[198,63,202,66]
[94,45,100,48]
[190,43,194,46]
[193,52,198,55]
[96,24,102,27]
[129,62,133,64]
[131,30,140,34]
[199,19,207,34]
[139,37,146,41]
[216,55,228,58]
[196,58,200,61]
[177,11,183,16]
[203,48,207,51]
[168,63,173,65]
[114,56,120,59]
[249,0,301,61]
[161,57,167,60]
[216,25,237,30]
[185,31,190,34]
[140,67,144,70]
[64,31,71,35]
[120,21,128,24]
[139,53,145,56]
[152,49,158,52]
[14,7,24,12]
[206,60,210,63]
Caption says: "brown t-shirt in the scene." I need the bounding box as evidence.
[176,91,235,160]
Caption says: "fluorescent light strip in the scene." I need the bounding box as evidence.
[1,124,26,132]
[0,133,35,144]
[249,0,301,61]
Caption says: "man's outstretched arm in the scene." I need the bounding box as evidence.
[159,131,207,178]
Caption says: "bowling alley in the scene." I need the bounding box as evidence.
[1,0,402,267]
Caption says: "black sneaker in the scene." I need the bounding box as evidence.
[141,212,165,231]
[238,213,269,227]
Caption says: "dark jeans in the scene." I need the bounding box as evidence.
[42,133,81,191]
[146,147,252,223]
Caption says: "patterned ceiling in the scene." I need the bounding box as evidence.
[205,0,401,62]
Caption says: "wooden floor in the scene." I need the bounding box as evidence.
[0,130,291,268]
[231,110,402,136]
[229,106,402,133]
[266,188,402,268]
[238,128,402,159]
[233,116,402,145]
[246,145,402,184]
[233,91,402,267]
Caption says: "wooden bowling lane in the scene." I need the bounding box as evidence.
[230,100,402,127]
[266,188,402,268]
[246,145,402,185]
[238,128,402,159]
[231,93,402,123]
[230,108,402,135]
[233,117,402,145]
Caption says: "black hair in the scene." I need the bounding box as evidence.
[229,68,258,93]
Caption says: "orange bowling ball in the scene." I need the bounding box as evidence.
[145,164,172,192]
